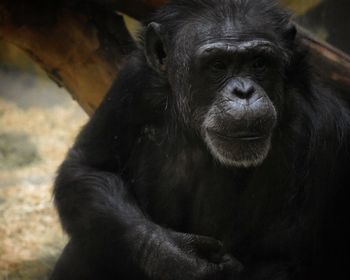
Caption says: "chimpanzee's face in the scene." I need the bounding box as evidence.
[188,37,286,167]
[145,10,293,167]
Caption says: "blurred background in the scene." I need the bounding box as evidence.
[0,0,349,279]
[288,0,350,54]
[0,43,87,279]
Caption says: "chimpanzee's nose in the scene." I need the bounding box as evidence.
[232,79,255,99]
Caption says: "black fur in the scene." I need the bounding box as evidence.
[51,1,350,279]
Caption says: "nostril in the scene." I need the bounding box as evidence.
[246,86,255,97]
[233,86,255,99]
[246,86,255,94]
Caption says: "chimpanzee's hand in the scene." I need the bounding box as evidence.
[134,226,243,280]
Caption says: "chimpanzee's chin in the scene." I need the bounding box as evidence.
[204,130,272,168]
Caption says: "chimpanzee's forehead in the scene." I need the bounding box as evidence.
[195,40,278,56]
[181,17,279,48]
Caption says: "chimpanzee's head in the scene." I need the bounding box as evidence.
[144,0,297,167]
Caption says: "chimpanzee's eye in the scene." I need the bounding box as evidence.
[252,57,268,73]
[210,60,227,72]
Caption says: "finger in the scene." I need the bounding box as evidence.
[220,254,244,276]
[190,236,224,263]
[195,262,226,280]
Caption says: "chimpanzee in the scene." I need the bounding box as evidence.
[50,0,350,279]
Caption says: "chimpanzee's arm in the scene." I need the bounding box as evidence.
[53,57,158,269]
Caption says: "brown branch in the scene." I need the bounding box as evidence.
[0,1,134,115]
[298,27,350,91]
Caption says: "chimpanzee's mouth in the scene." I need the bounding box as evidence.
[207,129,268,141]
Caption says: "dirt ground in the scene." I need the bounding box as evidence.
[0,60,88,279]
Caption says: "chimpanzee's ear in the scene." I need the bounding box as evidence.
[283,22,297,42]
[145,22,167,73]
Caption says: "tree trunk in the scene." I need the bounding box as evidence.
[0,1,136,114]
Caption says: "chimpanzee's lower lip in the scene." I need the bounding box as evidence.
[207,129,268,141]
